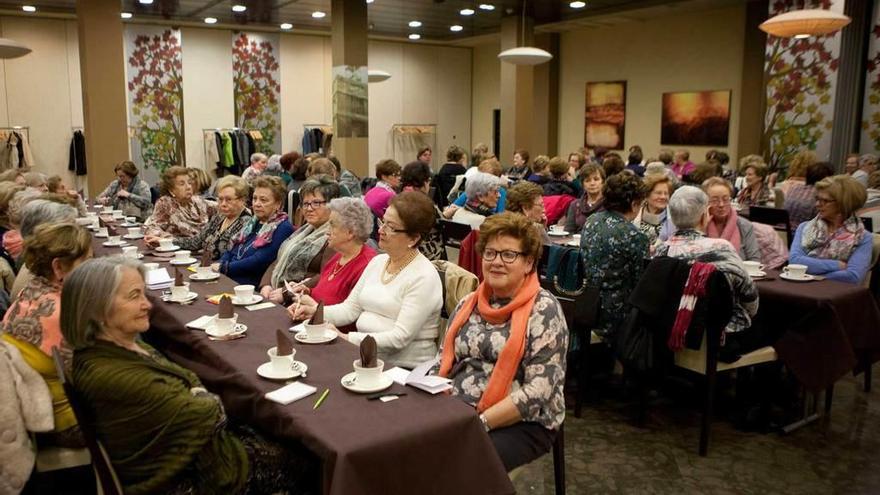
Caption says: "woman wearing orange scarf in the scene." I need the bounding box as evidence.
[436,212,568,471]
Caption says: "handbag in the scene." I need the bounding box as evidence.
[545,245,588,295]
[615,307,654,372]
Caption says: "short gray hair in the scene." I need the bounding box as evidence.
[859,153,878,167]
[60,256,145,350]
[250,152,268,165]
[7,189,41,227]
[20,199,77,238]
[328,197,373,243]
[465,172,503,202]
[24,172,47,188]
[667,185,708,230]
[266,154,283,174]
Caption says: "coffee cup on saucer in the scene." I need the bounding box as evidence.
[743,260,764,276]
[783,263,808,279]
[97,227,108,237]
[196,265,213,277]
[143,262,160,271]
[174,250,191,262]
[122,246,139,258]
[101,206,113,214]
[213,313,238,336]
[304,321,326,340]
[107,235,122,245]
[159,238,175,250]
[234,284,255,303]
[353,359,385,388]
[549,225,565,235]
[268,346,295,373]
[127,226,142,237]
[170,282,190,300]
[125,216,137,224]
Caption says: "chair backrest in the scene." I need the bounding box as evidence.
[861,216,874,233]
[773,187,785,208]
[287,189,300,220]
[52,348,124,495]
[149,186,160,205]
[439,219,473,250]
[748,206,793,248]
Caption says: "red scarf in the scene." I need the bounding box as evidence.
[707,209,741,253]
[668,262,716,352]
[439,272,540,412]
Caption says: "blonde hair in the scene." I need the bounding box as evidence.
[187,168,212,195]
[815,174,868,219]
[23,223,92,279]
[787,150,817,179]
[478,158,503,177]
[215,175,250,199]
[738,154,766,174]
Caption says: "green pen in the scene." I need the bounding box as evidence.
[313,388,330,410]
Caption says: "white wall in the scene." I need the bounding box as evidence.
[557,5,746,161]
[0,17,83,183]
[471,41,500,155]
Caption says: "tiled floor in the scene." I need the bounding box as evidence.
[515,367,880,494]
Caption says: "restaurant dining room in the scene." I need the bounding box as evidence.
[1,0,880,494]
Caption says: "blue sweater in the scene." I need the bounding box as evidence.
[789,222,873,284]
[452,187,507,212]
[219,220,294,286]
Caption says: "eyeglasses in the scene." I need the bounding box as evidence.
[482,248,526,264]
[816,197,836,205]
[301,200,327,210]
[708,196,731,205]
[377,218,407,235]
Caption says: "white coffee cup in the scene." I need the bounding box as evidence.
[75,217,93,226]
[107,235,121,245]
[174,250,191,261]
[550,225,565,234]
[353,359,385,388]
[97,227,108,237]
[101,206,113,213]
[125,216,137,224]
[212,313,238,336]
[783,263,808,279]
[268,346,295,373]
[743,261,764,275]
[122,246,139,258]
[159,238,174,249]
[304,322,326,340]
[127,227,142,237]
[170,282,190,300]
[196,265,213,277]
[571,234,581,244]
[234,284,255,303]
[143,262,160,271]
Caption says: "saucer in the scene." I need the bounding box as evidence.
[547,230,569,237]
[294,328,337,344]
[257,360,308,380]
[780,272,815,282]
[232,295,264,306]
[565,240,580,247]
[170,258,198,266]
[340,371,393,394]
[102,241,129,247]
[749,270,767,279]
[205,323,247,338]
[155,245,180,253]
[119,222,140,228]
[163,291,198,303]
[123,233,144,240]
[190,271,220,281]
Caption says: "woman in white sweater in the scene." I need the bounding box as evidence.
[290,192,442,368]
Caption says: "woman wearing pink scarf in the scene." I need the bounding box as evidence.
[703,178,761,261]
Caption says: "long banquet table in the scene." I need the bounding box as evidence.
[91,232,514,495]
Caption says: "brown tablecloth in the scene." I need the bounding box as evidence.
[755,270,880,391]
[91,233,514,495]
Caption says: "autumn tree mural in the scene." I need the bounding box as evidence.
[763,0,840,173]
[861,5,880,153]
[126,27,185,173]
[233,33,281,154]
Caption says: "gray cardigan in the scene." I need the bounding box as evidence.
[736,216,762,262]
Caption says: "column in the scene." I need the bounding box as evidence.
[331,0,369,178]
[737,0,768,160]
[76,0,129,195]
[829,0,871,168]
[532,33,559,158]
[499,15,535,166]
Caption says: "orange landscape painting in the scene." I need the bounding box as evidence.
[585,81,626,150]
[661,90,730,146]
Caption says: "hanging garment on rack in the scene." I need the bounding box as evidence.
[393,127,435,167]
[220,132,235,168]
[17,132,34,169]
[204,132,220,168]
[0,134,14,170]
[69,130,87,175]
[246,133,257,157]
[235,130,250,164]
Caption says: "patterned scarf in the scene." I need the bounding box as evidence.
[233,210,289,249]
[706,208,741,253]
[668,262,716,352]
[270,220,331,287]
[576,196,604,229]
[800,215,866,261]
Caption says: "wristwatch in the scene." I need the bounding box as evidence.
[479,413,491,432]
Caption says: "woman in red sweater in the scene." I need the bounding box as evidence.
[288,197,376,332]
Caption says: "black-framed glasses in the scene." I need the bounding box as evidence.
[302,200,327,210]
[482,248,526,264]
[815,196,836,205]
[377,218,408,235]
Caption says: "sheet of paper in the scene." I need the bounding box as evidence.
[246,302,275,311]
[185,315,214,330]
[265,382,317,405]
[385,367,411,386]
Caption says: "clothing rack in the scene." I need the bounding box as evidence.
[301,124,333,155]
[391,123,437,169]
[0,126,29,140]
[202,127,263,172]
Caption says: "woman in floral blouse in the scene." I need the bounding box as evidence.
[435,212,568,472]
[163,175,251,260]
[736,161,774,208]
[581,171,649,339]
[144,166,215,239]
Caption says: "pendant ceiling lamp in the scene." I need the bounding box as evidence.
[0,38,31,59]
[759,8,851,38]
[367,69,391,83]
[497,0,552,66]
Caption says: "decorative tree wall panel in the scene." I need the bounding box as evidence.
[861,1,880,154]
[232,32,281,154]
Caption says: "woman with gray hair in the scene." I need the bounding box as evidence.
[286,197,378,333]
[11,199,78,297]
[449,171,503,229]
[60,256,317,494]
[656,185,762,360]
[241,152,269,183]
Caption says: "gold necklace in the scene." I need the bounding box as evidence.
[381,249,418,285]
[328,252,355,281]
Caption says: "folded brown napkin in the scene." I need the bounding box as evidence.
[218,295,234,318]
[174,267,184,287]
[360,335,377,368]
[200,248,212,267]
[310,302,325,325]
[107,224,119,237]
[98,217,107,228]
[276,329,294,356]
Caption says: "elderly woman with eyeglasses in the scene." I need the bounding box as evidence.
[702,177,761,262]
[170,175,251,260]
[429,212,567,472]
[260,176,341,303]
[449,172,504,229]
[290,192,442,368]
[505,181,550,243]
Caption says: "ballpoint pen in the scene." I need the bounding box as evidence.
[313,388,330,410]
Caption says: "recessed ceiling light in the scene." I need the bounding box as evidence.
[121,12,133,19]
[570,1,586,8]
[408,33,421,40]
[312,11,326,19]
[232,4,246,12]
[204,17,218,24]
[138,0,153,4]
[460,8,475,16]
[794,33,811,39]
[479,4,495,10]
[280,22,293,30]
[450,25,463,32]
[408,20,422,28]
[366,0,374,3]
[21,5,36,12]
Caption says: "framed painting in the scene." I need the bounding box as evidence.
[584,81,626,150]
[661,90,731,146]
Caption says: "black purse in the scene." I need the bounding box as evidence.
[615,307,654,372]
